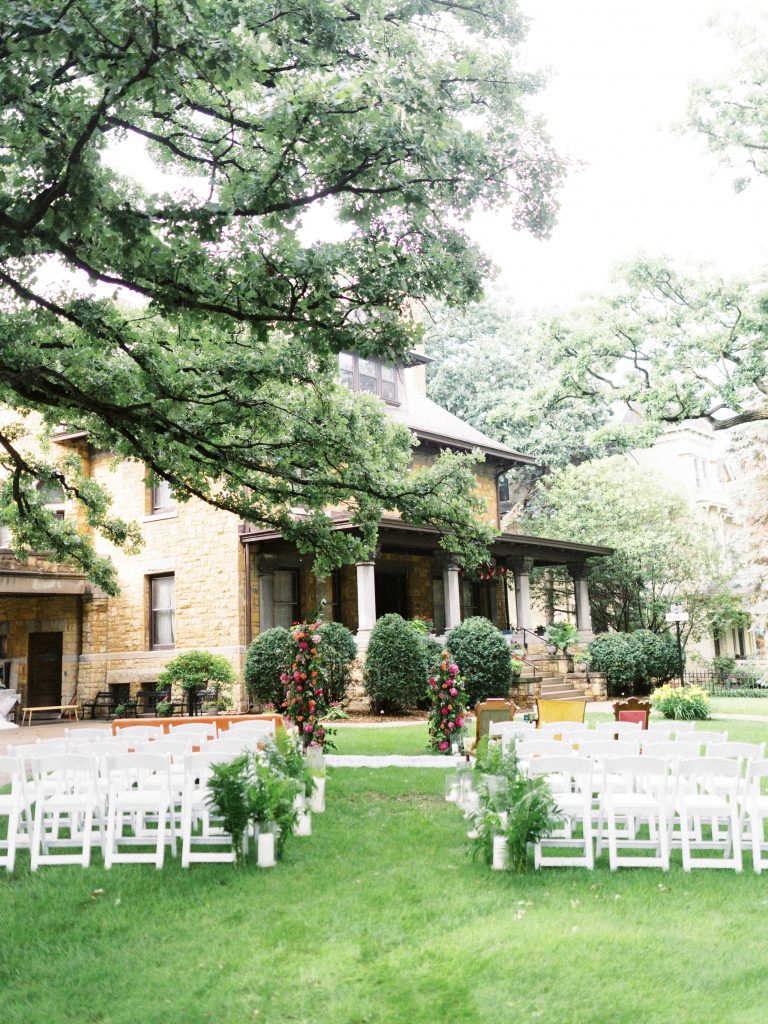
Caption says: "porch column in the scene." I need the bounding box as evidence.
[513,557,534,633]
[443,558,462,632]
[569,564,594,641]
[258,572,274,632]
[356,561,377,648]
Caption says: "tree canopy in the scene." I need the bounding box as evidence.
[686,17,768,192]
[0,0,564,591]
[517,457,740,642]
[544,257,768,435]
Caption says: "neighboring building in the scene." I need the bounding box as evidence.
[625,416,764,665]
[0,358,610,711]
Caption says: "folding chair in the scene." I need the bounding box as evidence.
[64,728,112,742]
[103,753,175,868]
[113,724,165,743]
[675,757,742,872]
[488,720,535,741]
[30,754,99,870]
[0,755,24,871]
[597,756,670,870]
[180,752,242,867]
[596,720,643,740]
[744,759,768,874]
[224,719,278,739]
[528,755,595,869]
[535,699,586,730]
[169,721,218,742]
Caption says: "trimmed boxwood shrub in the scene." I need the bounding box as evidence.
[245,627,292,708]
[589,630,682,696]
[317,621,357,704]
[364,613,429,713]
[446,616,512,708]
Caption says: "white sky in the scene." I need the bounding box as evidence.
[473,0,768,310]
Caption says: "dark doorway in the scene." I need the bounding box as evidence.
[27,632,63,706]
[375,571,409,619]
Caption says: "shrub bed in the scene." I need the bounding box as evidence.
[651,684,710,720]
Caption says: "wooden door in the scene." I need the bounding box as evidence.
[27,632,63,706]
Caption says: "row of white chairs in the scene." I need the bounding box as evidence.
[0,729,292,872]
[489,719,699,743]
[520,754,768,873]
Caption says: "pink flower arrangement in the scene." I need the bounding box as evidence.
[281,620,333,751]
[426,650,467,754]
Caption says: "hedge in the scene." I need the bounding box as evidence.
[317,621,357,704]
[245,627,293,708]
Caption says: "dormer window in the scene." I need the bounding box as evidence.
[338,352,398,403]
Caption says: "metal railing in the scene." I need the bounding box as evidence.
[683,670,768,695]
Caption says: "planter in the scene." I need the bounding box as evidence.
[309,776,326,813]
[257,830,276,868]
[492,835,508,871]
[546,644,557,656]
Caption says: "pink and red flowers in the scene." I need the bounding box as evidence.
[426,650,468,754]
[281,620,332,750]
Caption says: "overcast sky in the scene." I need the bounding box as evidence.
[472,0,768,310]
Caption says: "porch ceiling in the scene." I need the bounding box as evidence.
[0,570,93,596]
[239,515,613,568]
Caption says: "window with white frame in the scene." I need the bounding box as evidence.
[338,352,398,403]
[149,574,175,649]
[274,570,299,629]
[151,477,175,514]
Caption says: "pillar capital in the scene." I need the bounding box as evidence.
[512,556,535,576]
[567,561,590,581]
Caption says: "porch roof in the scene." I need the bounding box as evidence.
[239,515,612,568]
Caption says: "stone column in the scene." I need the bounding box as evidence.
[258,572,274,632]
[355,561,377,648]
[569,564,594,641]
[513,557,534,633]
[442,558,462,631]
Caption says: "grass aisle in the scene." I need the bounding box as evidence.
[4,721,768,1023]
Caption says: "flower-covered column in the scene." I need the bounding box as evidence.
[427,653,467,753]
[281,622,329,749]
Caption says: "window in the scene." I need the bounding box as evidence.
[330,569,342,622]
[498,473,510,504]
[151,478,175,514]
[274,570,299,629]
[149,574,175,649]
[432,578,446,634]
[36,479,66,505]
[337,352,399,403]
[0,635,9,688]
[462,580,480,619]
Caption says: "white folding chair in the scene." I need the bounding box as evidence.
[180,752,242,867]
[670,721,697,733]
[641,740,702,766]
[528,755,594,869]
[103,753,175,868]
[647,722,677,739]
[169,722,218,742]
[208,737,267,756]
[706,741,764,762]
[684,729,729,753]
[596,720,643,739]
[597,756,670,870]
[64,728,111,742]
[0,755,24,872]
[675,757,742,872]
[30,754,99,870]
[489,720,535,740]
[224,719,277,738]
[113,724,165,743]
[744,759,768,874]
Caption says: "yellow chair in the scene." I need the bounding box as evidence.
[535,698,586,730]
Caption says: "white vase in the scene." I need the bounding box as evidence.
[293,809,312,837]
[257,831,276,868]
[492,835,508,871]
[310,776,326,813]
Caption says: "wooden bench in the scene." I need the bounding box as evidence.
[22,703,81,726]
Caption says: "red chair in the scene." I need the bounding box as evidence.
[612,698,651,729]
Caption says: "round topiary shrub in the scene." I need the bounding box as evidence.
[630,629,680,691]
[446,616,513,708]
[588,632,641,697]
[317,621,358,704]
[245,627,292,708]
[364,613,429,713]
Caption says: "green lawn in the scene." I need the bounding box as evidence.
[708,696,768,717]
[5,723,768,1023]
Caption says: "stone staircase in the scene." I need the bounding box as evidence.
[513,648,605,706]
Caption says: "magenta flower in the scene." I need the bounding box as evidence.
[447,721,455,730]
[280,673,289,683]
[440,707,448,716]
[293,671,301,682]
[438,740,449,751]
[449,663,459,675]
[299,642,309,650]
[303,723,313,733]
[449,687,458,696]
[456,716,464,727]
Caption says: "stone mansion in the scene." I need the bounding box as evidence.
[0,354,609,710]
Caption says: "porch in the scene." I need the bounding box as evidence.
[240,516,612,648]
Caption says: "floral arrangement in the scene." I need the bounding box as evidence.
[280,621,331,750]
[510,648,526,676]
[427,652,467,752]
[461,563,509,581]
